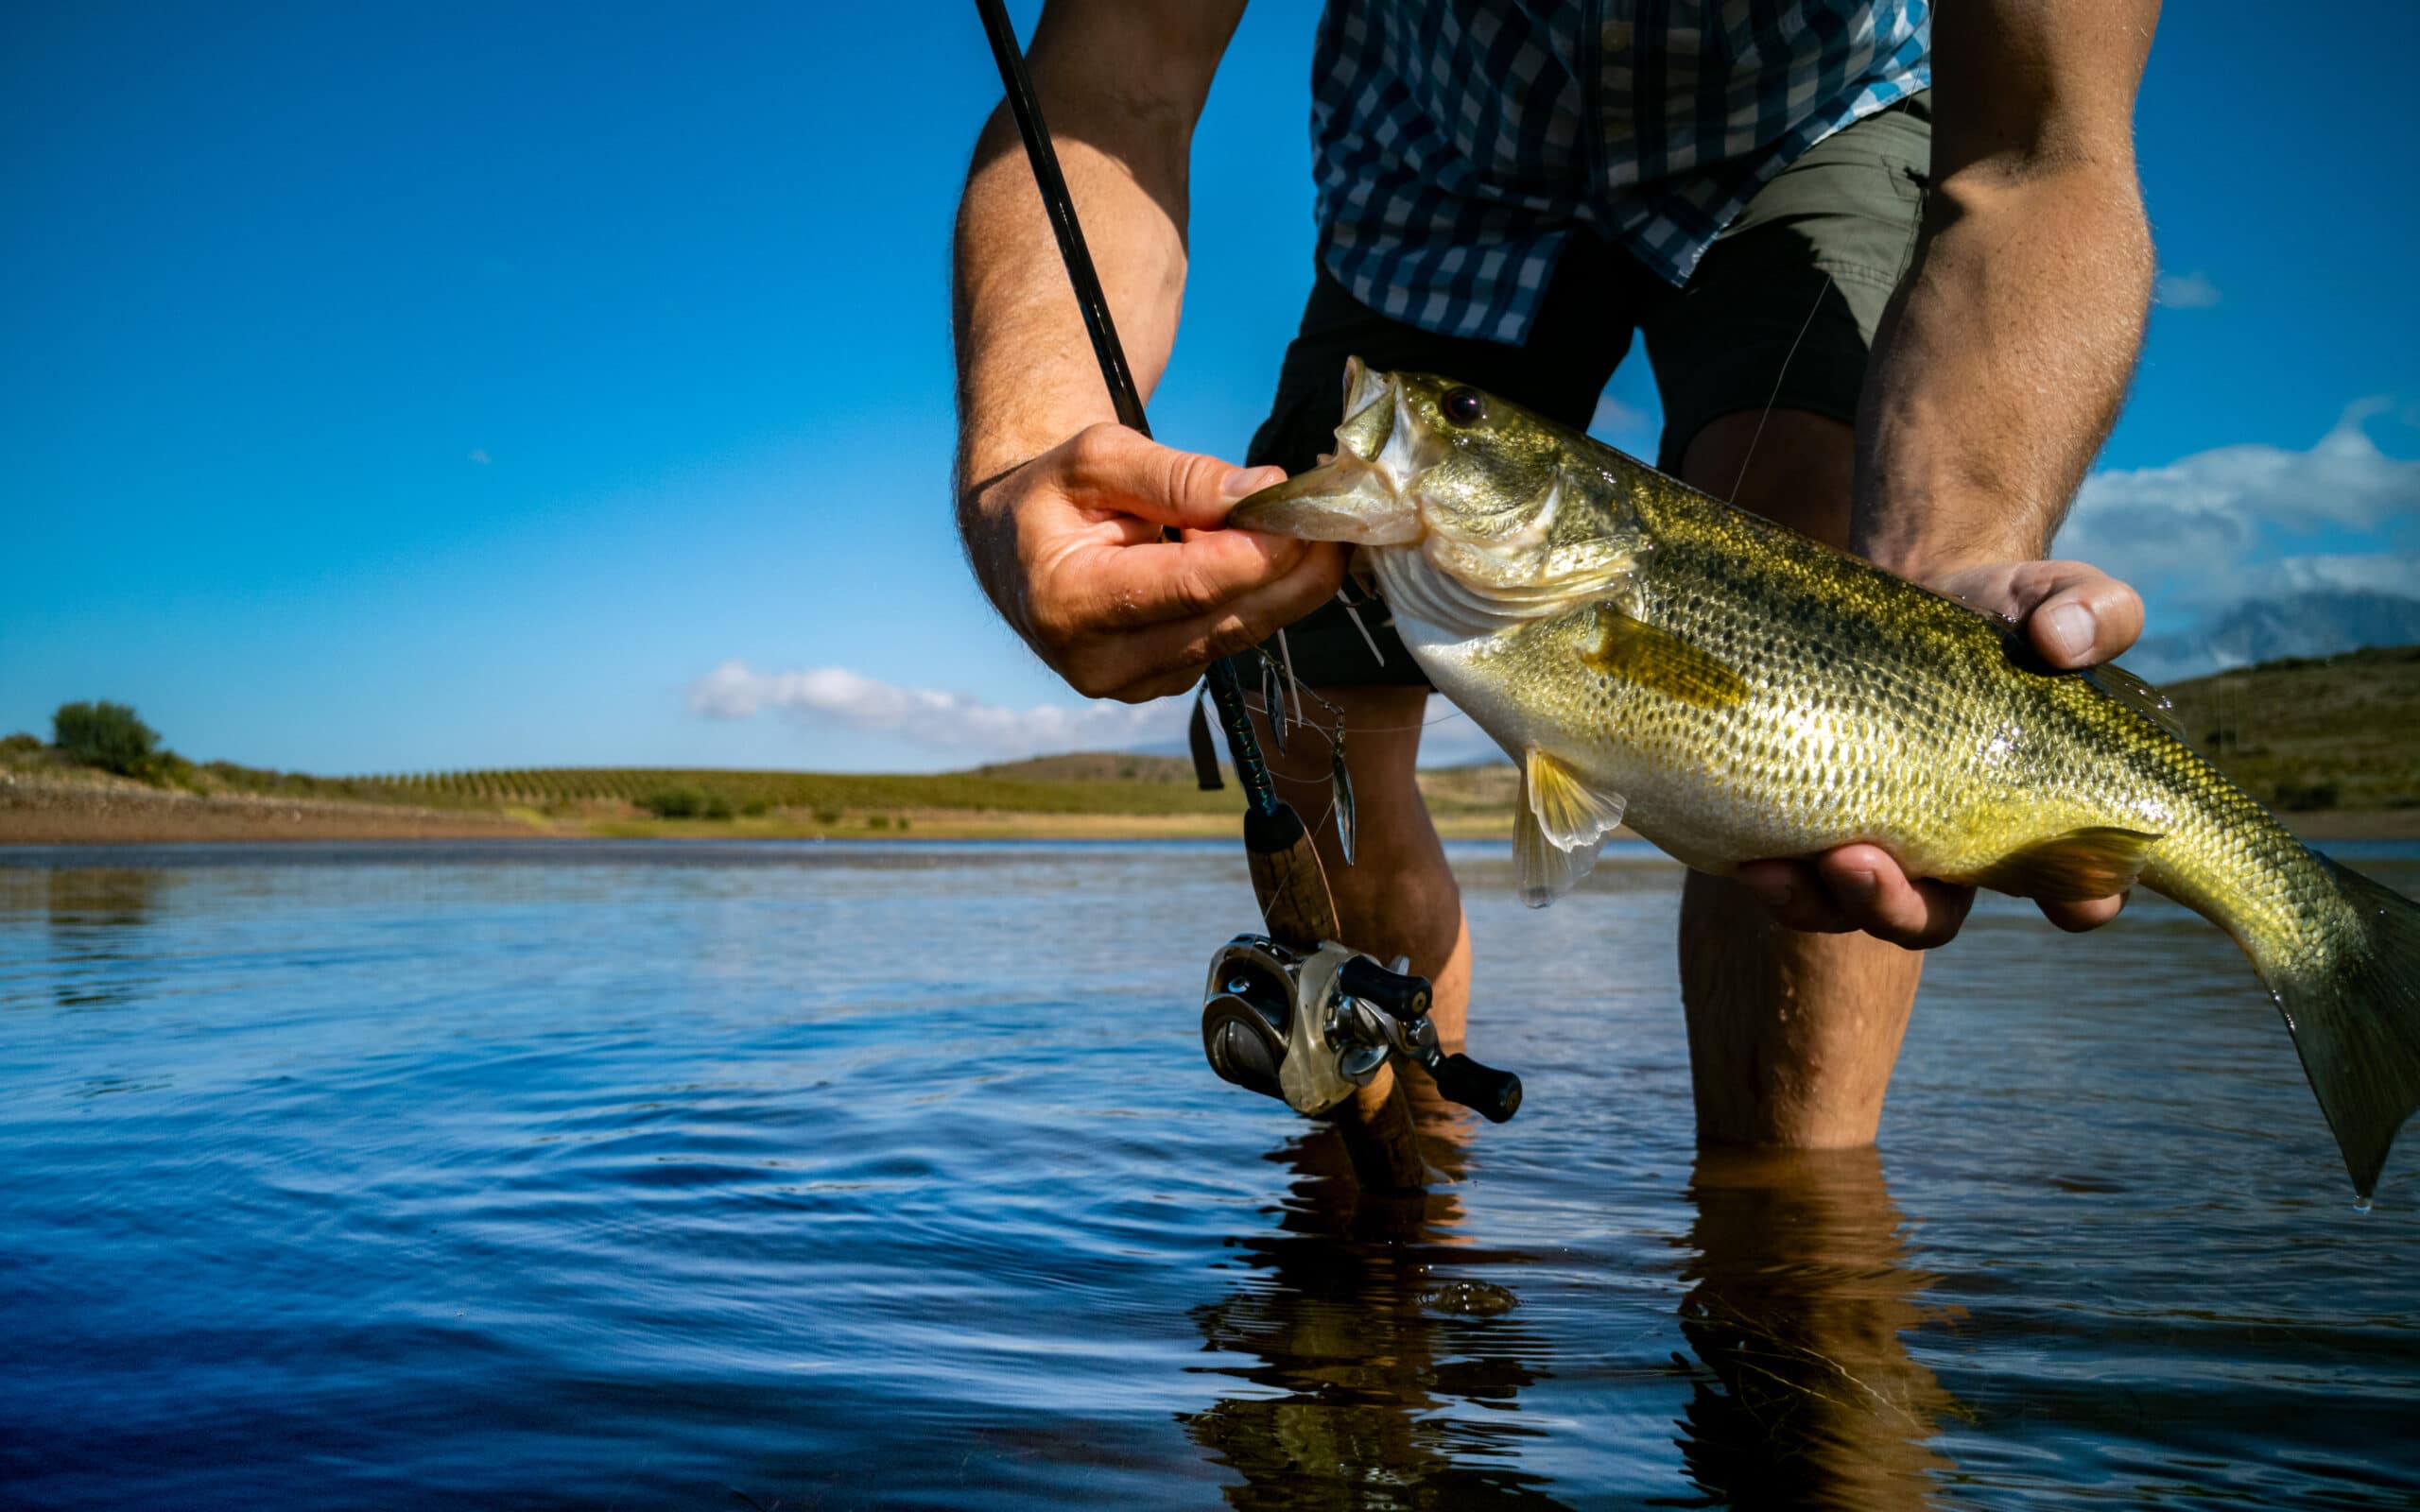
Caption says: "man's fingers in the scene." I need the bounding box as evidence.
[1812,845,1975,949]
[1934,559,2145,670]
[2039,890,2128,933]
[1737,859,1853,934]
[1070,530,1333,631]
[1057,422,1287,532]
[2015,562,2144,669]
[1741,846,1976,948]
[1061,544,1349,700]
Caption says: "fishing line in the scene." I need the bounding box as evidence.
[1726,277,1832,502]
[1238,694,1474,739]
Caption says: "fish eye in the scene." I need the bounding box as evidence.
[1442,387,1486,426]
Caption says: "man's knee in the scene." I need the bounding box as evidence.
[1677,408,1856,550]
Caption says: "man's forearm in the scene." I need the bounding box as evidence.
[951,4,1239,507]
[1851,163,2152,578]
[955,113,1186,499]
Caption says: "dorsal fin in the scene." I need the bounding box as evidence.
[2084,662,2186,741]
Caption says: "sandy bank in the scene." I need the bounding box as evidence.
[6,770,2411,847]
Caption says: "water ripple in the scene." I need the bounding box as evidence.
[0,843,2413,1508]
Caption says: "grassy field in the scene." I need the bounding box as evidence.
[2160,644,2420,813]
[6,644,2415,843]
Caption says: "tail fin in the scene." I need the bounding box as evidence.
[2276,859,2420,1200]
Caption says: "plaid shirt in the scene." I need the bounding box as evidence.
[1312,0,1931,343]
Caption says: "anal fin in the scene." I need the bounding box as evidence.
[1514,749,1626,908]
[1971,826,2162,903]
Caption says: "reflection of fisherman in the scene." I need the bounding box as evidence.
[1184,1131,1570,1507]
[1677,1148,1955,1509]
[954,3,2158,1166]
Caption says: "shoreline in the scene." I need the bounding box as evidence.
[8,772,2414,847]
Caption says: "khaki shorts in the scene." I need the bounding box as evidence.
[1248,92,1932,687]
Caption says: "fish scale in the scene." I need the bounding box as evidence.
[1235,359,2420,1198]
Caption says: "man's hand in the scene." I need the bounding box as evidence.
[961,423,1349,703]
[1736,558,2146,949]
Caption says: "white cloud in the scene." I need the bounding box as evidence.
[689,660,1187,758]
[2153,269,2222,309]
[690,662,1518,768]
[2227,552,2420,597]
[467,448,492,465]
[2057,399,2420,609]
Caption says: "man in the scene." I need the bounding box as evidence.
[953,1,2158,1174]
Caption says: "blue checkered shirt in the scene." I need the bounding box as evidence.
[1312,0,1931,343]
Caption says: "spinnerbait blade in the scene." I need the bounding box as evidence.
[1187,683,1222,791]
[1331,736,1357,867]
[1262,654,1288,756]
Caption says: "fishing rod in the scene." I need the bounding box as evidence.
[968,0,1333,935]
[970,0,1520,1135]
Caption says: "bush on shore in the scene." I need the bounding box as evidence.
[53,701,164,778]
[637,785,733,820]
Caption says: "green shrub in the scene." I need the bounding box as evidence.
[639,785,707,818]
[53,701,161,777]
[637,785,738,820]
[0,731,43,758]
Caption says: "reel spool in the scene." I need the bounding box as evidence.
[1201,936,1523,1123]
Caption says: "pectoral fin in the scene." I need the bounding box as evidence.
[1581,605,1749,707]
[1513,750,1626,908]
[1971,826,2163,903]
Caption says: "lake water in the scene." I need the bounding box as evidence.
[2,839,2415,1509]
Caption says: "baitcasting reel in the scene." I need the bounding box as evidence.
[1201,936,1524,1124]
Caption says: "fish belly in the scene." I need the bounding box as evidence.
[1400,611,1846,874]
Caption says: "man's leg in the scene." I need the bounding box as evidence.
[1674,411,1922,1146]
[1633,94,1936,1145]
[1250,685,1470,1183]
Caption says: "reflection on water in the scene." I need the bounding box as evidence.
[29,868,167,1010]
[1675,1147,1957,1511]
[1189,1124,1962,1511]
[1187,1115,1568,1509]
[0,842,2414,1509]
[43,867,166,930]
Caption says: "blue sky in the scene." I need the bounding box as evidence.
[6,1,2415,774]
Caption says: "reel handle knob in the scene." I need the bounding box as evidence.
[1422,1050,1523,1124]
[1336,955,1431,1022]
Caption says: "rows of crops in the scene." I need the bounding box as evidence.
[349,766,1242,817]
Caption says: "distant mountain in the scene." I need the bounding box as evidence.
[2129,590,2420,683]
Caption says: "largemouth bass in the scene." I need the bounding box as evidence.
[1232,359,2420,1199]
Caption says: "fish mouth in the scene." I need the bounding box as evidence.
[1226,357,1429,545]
